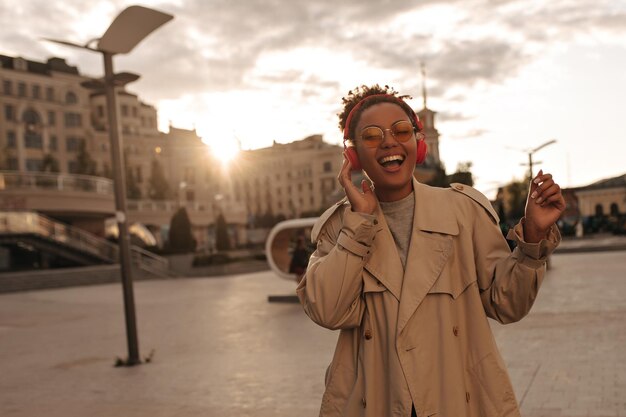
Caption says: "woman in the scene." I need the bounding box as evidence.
[296,85,564,417]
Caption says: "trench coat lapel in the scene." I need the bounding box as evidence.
[397,180,459,334]
[363,207,404,301]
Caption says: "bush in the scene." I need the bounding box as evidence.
[167,208,197,254]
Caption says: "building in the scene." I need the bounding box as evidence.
[1,52,446,251]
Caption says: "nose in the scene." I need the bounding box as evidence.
[380,128,399,147]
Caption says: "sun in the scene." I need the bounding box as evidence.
[210,140,240,168]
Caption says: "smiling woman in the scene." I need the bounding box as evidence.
[296,84,565,417]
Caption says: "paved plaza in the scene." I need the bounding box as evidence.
[0,250,625,417]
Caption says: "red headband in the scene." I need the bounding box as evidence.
[342,94,423,141]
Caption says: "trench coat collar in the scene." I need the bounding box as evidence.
[364,179,459,306]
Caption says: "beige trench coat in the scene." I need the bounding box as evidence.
[296,180,560,417]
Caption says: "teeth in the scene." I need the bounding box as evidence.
[378,155,405,164]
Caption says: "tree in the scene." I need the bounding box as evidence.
[215,213,231,251]
[75,140,97,175]
[167,207,196,253]
[148,158,170,200]
[503,176,530,222]
[447,162,474,187]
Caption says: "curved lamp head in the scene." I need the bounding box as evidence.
[98,6,173,54]
[43,6,173,56]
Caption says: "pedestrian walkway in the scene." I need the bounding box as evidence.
[0,251,624,416]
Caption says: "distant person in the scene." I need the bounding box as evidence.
[296,85,565,417]
[289,235,310,283]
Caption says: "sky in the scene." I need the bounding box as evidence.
[1,0,625,198]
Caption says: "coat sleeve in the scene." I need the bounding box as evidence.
[472,205,561,324]
[296,206,377,330]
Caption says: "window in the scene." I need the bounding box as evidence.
[186,190,195,201]
[22,108,41,125]
[132,107,137,117]
[65,91,78,104]
[26,159,43,172]
[48,111,55,126]
[64,112,82,127]
[3,80,12,95]
[7,158,18,170]
[24,132,43,149]
[323,161,332,172]
[610,203,620,216]
[49,136,57,151]
[4,105,15,121]
[18,82,26,97]
[66,136,81,151]
[595,204,604,217]
[7,131,16,147]
[97,105,104,117]
[140,116,145,126]
[46,87,54,101]
[121,105,128,117]
[136,166,143,183]
[32,85,41,99]
[68,161,78,173]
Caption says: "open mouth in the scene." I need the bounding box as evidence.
[378,154,405,169]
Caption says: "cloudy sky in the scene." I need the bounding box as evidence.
[1,0,625,197]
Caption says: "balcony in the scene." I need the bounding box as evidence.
[0,171,115,216]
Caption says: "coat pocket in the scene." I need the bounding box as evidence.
[469,352,517,417]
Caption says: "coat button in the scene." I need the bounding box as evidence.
[455,184,464,191]
[453,326,459,336]
[466,392,470,402]
[364,330,372,340]
[362,397,367,408]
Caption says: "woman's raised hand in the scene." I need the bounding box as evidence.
[337,153,377,214]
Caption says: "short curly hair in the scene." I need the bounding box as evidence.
[337,84,416,141]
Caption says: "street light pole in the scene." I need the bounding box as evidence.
[522,139,558,179]
[43,5,173,366]
[103,52,139,364]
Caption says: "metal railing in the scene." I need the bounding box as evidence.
[0,171,113,195]
[0,211,118,261]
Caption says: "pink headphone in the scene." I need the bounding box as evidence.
[342,94,427,171]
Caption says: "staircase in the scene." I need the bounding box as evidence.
[0,211,172,278]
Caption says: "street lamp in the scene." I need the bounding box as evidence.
[509,139,557,180]
[43,5,173,366]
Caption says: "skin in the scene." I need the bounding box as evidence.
[337,101,566,243]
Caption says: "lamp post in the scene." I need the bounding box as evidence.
[43,6,173,366]
[524,139,557,180]
[509,139,557,180]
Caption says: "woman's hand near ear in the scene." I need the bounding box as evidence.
[338,153,377,214]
